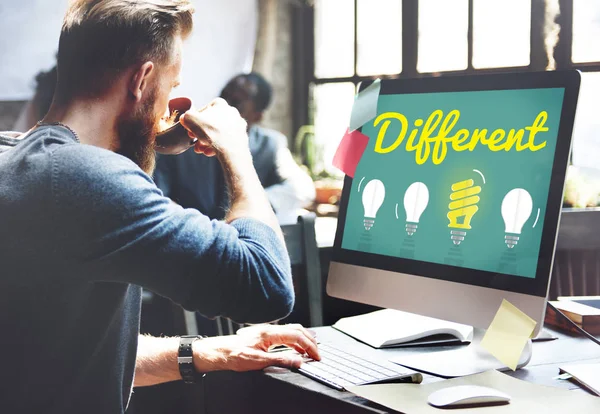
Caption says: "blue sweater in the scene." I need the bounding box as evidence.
[0,126,293,413]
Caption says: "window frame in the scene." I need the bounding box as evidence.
[292,0,600,161]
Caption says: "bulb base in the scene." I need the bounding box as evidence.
[450,230,467,245]
[405,222,418,236]
[364,218,375,231]
[505,234,520,248]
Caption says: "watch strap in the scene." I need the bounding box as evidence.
[178,335,206,384]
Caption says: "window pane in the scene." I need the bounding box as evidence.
[572,72,600,170]
[473,0,530,69]
[314,0,355,78]
[312,82,356,175]
[357,0,402,76]
[572,0,600,63]
[418,0,468,73]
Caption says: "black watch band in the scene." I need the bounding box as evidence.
[178,335,206,384]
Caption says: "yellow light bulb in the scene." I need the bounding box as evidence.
[447,179,481,245]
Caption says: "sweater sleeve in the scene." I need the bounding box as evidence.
[50,145,293,323]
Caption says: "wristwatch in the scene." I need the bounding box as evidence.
[178,335,206,384]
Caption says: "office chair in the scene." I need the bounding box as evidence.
[280,212,324,327]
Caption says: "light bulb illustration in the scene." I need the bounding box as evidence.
[447,178,482,245]
[501,188,533,248]
[403,182,429,235]
[361,179,385,230]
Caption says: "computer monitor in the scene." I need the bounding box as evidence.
[327,70,580,373]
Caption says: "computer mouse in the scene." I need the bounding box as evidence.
[427,385,511,408]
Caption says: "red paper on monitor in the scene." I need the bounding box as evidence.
[332,129,369,178]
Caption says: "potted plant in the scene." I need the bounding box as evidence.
[294,125,343,207]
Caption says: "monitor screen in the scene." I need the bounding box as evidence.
[333,72,580,298]
[341,87,565,280]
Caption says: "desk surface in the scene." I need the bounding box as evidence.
[201,326,600,414]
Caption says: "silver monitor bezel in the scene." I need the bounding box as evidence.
[327,70,581,335]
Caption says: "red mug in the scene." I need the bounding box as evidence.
[155,97,197,155]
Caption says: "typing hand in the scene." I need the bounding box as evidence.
[179,98,248,158]
[193,324,321,373]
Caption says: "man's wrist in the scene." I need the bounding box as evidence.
[191,336,224,374]
[218,150,263,200]
[217,147,253,172]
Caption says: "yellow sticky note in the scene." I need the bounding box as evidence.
[480,299,537,370]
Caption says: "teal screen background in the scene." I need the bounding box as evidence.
[341,88,565,279]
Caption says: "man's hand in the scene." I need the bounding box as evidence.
[179,98,283,234]
[193,324,320,373]
[179,98,248,158]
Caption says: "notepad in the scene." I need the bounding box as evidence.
[332,309,473,348]
[550,299,600,334]
[560,363,600,396]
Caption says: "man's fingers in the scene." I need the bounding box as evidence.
[239,324,321,361]
[286,323,318,346]
[193,138,211,150]
[290,331,320,361]
[260,350,303,369]
[287,343,312,357]
[266,329,320,361]
[203,148,216,157]
[230,348,303,372]
[209,97,228,107]
[194,147,217,157]
[179,111,206,138]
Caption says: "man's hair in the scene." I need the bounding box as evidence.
[222,72,273,112]
[56,0,194,99]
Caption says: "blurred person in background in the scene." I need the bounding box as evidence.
[154,72,315,224]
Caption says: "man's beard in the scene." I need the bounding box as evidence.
[116,90,159,175]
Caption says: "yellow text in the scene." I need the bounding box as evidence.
[373,110,549,165]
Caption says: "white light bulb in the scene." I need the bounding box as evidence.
[403,182,429,235]
[501,188,533,248]
[362,179,385,230]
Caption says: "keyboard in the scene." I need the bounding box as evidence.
[297,342,423,391]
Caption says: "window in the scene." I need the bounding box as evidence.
[569,0,600,169]
[314,0,354,78]
[572,72,600,169]
[305,0,600,177]
[472,0,531,69]
[418,0,468,73]
[311,83,356,174]
[312,0,403,176]
[572,0,600,63]
[357,0,403,76]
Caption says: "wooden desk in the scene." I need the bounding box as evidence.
[199,326,600,414]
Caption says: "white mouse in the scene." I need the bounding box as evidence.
[428,385,511,408]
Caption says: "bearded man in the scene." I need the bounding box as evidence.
[0,1,318,413]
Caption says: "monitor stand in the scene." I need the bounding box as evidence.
[390,328,533,378]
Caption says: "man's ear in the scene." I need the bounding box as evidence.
[129,62,154,102]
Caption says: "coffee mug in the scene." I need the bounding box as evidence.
[155,97,197,155]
